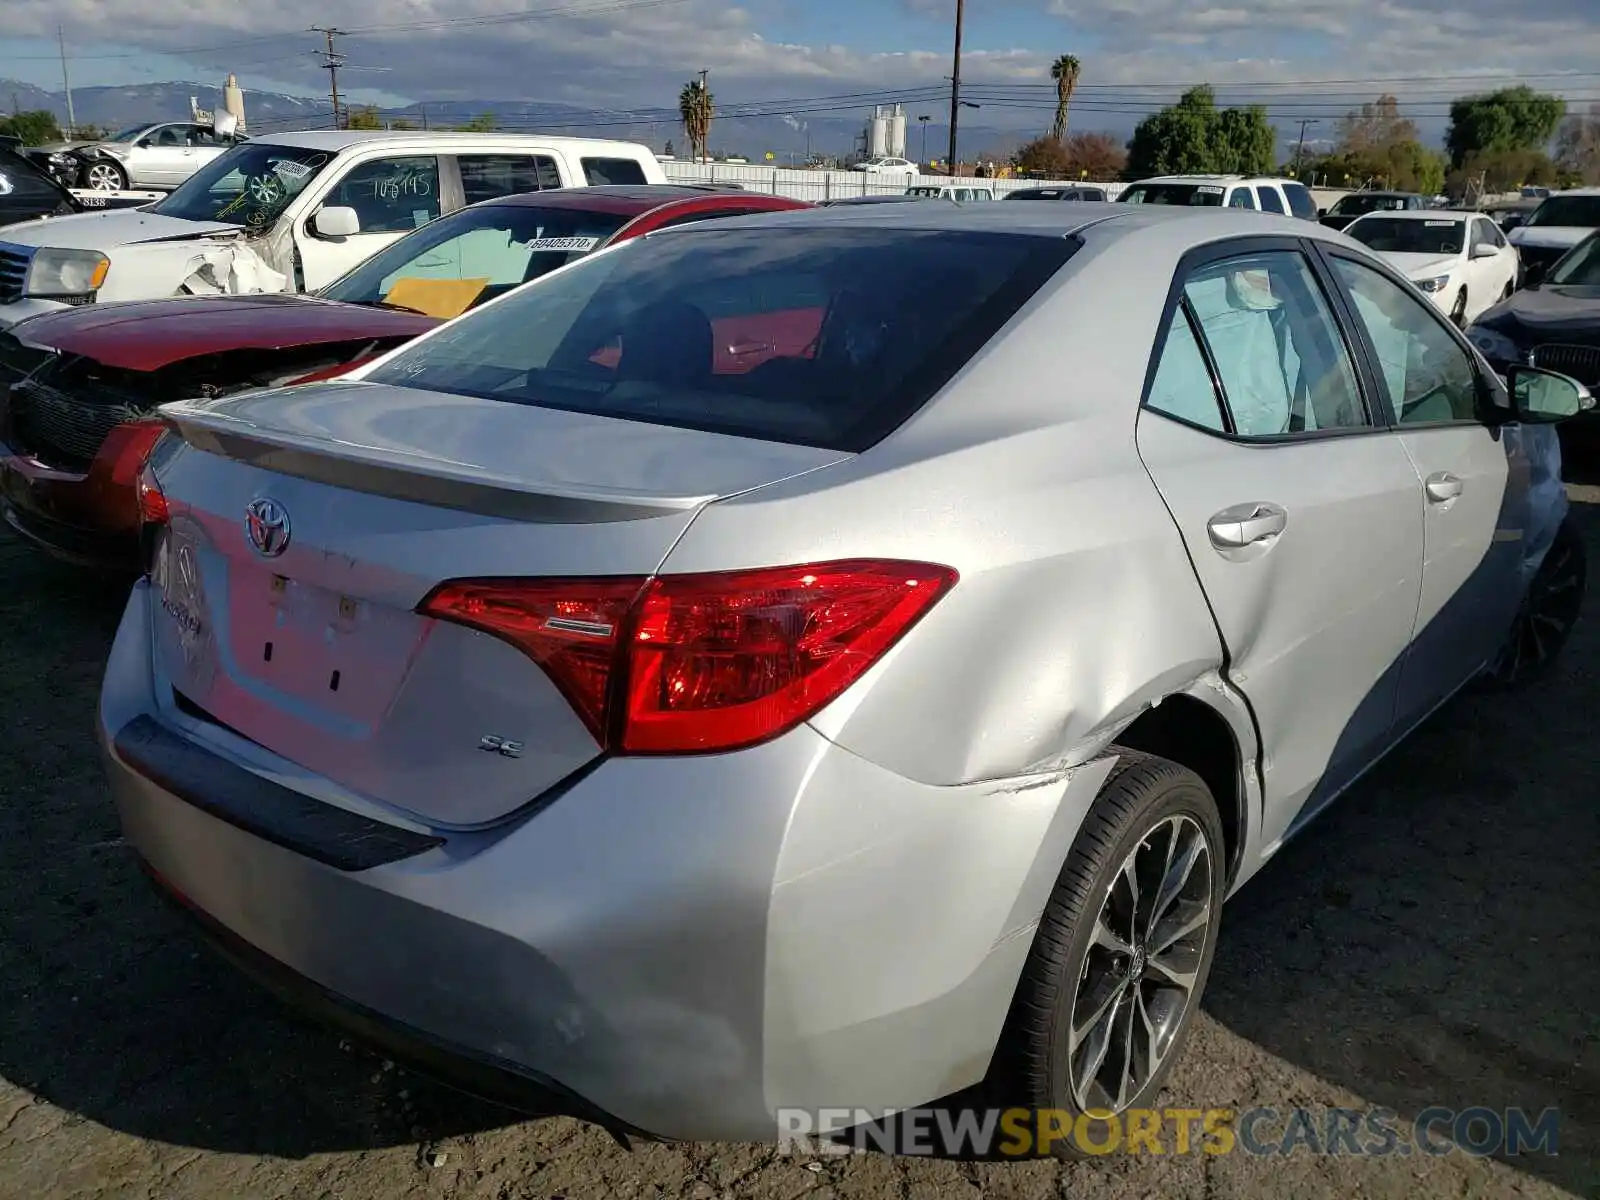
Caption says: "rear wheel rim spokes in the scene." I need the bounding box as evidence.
[86,163,121,190]
[1067,813,1213,1114]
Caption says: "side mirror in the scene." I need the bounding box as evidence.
[1471,243,1499,259]
[1317,207,1327,217]
[1508,365,1594,423]
[312,206,360,238]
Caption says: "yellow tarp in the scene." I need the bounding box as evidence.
[382,277,490,320]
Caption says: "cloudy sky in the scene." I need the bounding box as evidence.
[2,0,1598,139]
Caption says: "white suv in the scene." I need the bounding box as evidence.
[1120,174,1320,221]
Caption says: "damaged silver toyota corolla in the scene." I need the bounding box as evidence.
[100,203,1588,1154]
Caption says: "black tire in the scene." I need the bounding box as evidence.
[80,158,129,192]
[1485,515,1587,690]
[1450,289,1468,327]
[986,750,1226,1159]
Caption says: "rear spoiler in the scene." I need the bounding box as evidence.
[158,401,715,524]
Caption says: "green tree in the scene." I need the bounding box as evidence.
[0,110,64,146]
[1317,94,1446,193]
[1125,85,1273,178]
[348,105,384,130]
[1447,148,1559,196]
[1049,54,1080,143]
[1013,136,1073,177]
[454,112,497,132]
[1446,86,1566,168]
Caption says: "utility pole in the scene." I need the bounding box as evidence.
[1293,118,1319,175]
[946,0,965,174]
[311,26,346,130]
[58,26,76,136]
[918,113,931,166]
[697,68,710,164]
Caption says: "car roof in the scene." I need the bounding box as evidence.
[251,129,654,155]
[652,200,1321,245]
[1346,208,1478,220]
[1551,187,1600,197]
[476,184,778,217]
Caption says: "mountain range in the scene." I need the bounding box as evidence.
[2,78,1034,162]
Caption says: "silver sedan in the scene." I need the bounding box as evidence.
[101,202,1589,1151]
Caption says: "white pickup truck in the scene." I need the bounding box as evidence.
[0,130,665,328]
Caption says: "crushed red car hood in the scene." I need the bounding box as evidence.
[11,294,440,372]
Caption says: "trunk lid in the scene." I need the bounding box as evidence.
[147,381,850,827]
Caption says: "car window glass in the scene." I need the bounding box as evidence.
[1184,251,1368,436]
[457,155,561,204]
[581,157,648,186]
[1331,257,1481,424]
[151,126,187,147]
[1283,182,1318,220]
[330,156,441,233]
[1256,187,1286,214]
[1229,188,1256,209]
[364,228,1076,452]
[1146,305,1226,431]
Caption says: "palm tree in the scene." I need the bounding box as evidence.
[1049,54,1081,143]
[679,79,714,164]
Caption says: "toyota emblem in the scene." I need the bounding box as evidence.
[245,497,291,558]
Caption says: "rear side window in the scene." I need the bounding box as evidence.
[1283,182,1318,220]
[1256,187,1286,215]
[366,228,1077,451]
[582,157,649,185]
[1229,188,1256,210]
[457,155,561,204]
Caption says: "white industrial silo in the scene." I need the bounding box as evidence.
[868,110,889,159]
[887,104,907,159]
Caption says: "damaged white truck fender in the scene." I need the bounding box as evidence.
[174,236,288,296]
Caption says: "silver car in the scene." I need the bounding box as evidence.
[101,204,1589,1149]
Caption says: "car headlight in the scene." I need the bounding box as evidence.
[1414,274,1452,293]
[25,248,111,300]
[1465,324,1524,366]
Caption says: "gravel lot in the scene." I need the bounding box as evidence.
[1,483,1596,1200]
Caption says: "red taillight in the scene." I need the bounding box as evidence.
[420,560,957,755]
[103,419,168,489]
[136,460,168,528]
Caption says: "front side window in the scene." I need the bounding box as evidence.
[149,125,189,147]
[150,142,337,228]
[581,156,649,186]
[1179,251,1368,436]
[364,227,1076,451]
[320,202,634,316]
[326,156,441,233]
[1332,257,1481,425]
[1345,217,1465,257]
[457,154,560,204]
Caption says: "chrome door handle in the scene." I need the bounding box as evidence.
[1207,502,1288,549]
[1425,472,1463,503]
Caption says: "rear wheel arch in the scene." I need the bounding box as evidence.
[1111,693,1246,886]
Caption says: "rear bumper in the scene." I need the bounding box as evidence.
[99,580,1115,1143]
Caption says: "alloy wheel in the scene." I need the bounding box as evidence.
[1065,814,1213,1114]
[1494,532,1585,683]
[84,162,123,191]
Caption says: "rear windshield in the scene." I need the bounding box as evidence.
[320,202,633,315]
[364,227,1075,451]
[1330,193,1414,216]
[1119,183,1225,207]
[1345,216,1465,256]
[1525,196,1600,229]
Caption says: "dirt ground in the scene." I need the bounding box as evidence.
[1,484,1596,1200]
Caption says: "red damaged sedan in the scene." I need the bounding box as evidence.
[0,184,809,570]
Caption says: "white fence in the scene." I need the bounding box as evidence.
[660,160,1127,202]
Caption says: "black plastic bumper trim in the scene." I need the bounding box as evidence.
[113,714,444,872]
[139,857,651,1148]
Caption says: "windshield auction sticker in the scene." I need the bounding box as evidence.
[272,160,313,181]
[525,236,600,252]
